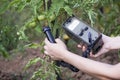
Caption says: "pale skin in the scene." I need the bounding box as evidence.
[44,34,120,80]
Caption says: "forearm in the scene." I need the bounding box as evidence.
[44,38,120,79]
[110,36,120,50]
[61,50,119,79]
[90,74,111,80]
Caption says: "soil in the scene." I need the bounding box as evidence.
[0,47,119,80]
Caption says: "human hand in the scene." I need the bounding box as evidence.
[44,38,68,60]
[78,34,112,57]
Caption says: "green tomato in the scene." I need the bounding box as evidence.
[28,21,36,28]
[49,14,55,22]
[38,15,46,21]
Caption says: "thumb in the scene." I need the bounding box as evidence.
[55,38,64,44]
[45,38,52,45]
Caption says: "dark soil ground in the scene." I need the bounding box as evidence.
[0,47,119,80]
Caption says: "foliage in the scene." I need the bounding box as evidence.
[0,0,120,79]
[0,0,10,15]
[0,26,19,57]
[95,0,120,36]
[0,1,33,57]
[8,0,120,36]
[25,57,60,80]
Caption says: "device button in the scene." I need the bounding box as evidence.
[84,27,88,31]
[79,29,84,36]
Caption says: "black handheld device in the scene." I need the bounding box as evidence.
[62,16,104,57]
[43,26,79,72]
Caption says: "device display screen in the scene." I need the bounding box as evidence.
[67,19,79,31]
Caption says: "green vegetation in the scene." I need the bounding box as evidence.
[0,0,120,79]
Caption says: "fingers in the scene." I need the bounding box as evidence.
[90,47,107,58]
[90,52,97,57]
[44,46,48,54]
[77,43,100,58]
[45,38,60,45]
[44,50,48,55]
[44,46,54,58]
[44,49,58,60]
[55,38,63,44]
[55,38,61,42]
[77,44,86,52]
[44,38,50,45]
[77,42,84,48]
[90,50,101,57]
[93,48,105,57]
[77,44,82,48]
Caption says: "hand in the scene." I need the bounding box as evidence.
[78,34,112,57]
[44,38,68,60]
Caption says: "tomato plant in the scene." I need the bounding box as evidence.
[37,15,46,21]
[0,0,120,79]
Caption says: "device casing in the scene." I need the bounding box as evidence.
[62,16,103,54]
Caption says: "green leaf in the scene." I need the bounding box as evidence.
[9,0,20,7]
[49,0,64,16]
[64,5,73,16]
[24,57,41,69]
[0,1,10,14]
[35,25,42,33]
[16,1,27,12]
[0,45,9,58]
[24,43,40,49]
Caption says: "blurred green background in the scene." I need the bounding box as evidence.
[0,0,120,80]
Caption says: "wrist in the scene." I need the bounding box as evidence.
[60,50,69,60]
